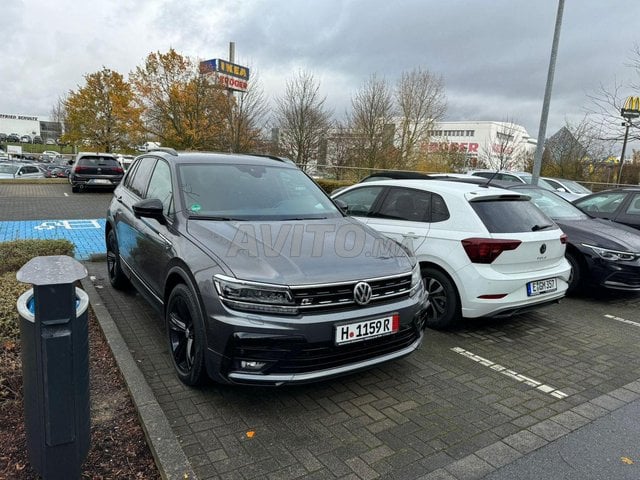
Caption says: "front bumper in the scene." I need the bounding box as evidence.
[203,291,427,385]
[587,257,640,291]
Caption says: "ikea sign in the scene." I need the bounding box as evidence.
[199,58,250,92]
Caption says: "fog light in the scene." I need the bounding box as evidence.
[240,360,266,370]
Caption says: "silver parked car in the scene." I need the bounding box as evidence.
[0,162,45,179]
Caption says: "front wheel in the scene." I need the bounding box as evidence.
[566,251,583,295]
[422,268,461,329]
[166,284,208,386]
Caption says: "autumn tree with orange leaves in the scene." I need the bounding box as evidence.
[64,68,143,152]
[130,49,232,150]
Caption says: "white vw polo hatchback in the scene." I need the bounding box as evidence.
[333,179,571,328]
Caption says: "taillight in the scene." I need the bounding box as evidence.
[74,165,88,173]
[560,234,568,244]
[462,238,522,264]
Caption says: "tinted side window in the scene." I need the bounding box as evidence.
[128,157,157,198]
[431,193,450,222]
[471,199,556,233]
[335,186,384,216]
[146,160,173,214]
[625,193,640,214]
[375,187,430,222]
[123,159,140,189]
[576,192,627,214]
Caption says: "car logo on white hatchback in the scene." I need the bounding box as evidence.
[353,282,373,305]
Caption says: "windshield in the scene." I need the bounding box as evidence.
[518,174,555,191]
[558,179,592,194]
[178,163,341,220]
[0,164,18,175]
[514,188,588,220]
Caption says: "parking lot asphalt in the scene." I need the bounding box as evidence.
[5,183,640,479]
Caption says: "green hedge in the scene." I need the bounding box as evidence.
[0,240,75,340]
[315,179,353,194]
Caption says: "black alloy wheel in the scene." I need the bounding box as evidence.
[166,284,207,386]
[106,230,131,290]
[566,251,583,295]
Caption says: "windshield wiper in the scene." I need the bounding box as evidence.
[187,215,241,221]
[531,223,554,231]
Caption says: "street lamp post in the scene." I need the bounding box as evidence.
[617,96,640,185]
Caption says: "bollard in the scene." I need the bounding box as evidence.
[16,255,90,480]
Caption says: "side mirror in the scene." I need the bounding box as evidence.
[132,198,166,224]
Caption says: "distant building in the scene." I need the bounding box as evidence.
[425,121,536,171]
[0,113,63,142]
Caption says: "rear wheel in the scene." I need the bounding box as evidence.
[71,184,80,193]
[422,268,460,329]
[566,251,583,294]
[106,230,131,290]
[166,284,207,386]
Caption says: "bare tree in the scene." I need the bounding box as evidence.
[394,68,447,168]
[585,44,640,146]
[274,70,332,171]
[225,69,269,153]
[348,74,395,171]
[542,117,614,180]
[50,95,67,124]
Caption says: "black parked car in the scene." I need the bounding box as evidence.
[106,150,427,386]
[573,187,640,231]
[69,152,124,192]
[508,185,640,293]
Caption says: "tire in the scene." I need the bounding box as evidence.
[106,229,131,290]
[566,251,583,295]
[422,267,461,329]
[71,184,80,193]
[166,284,208,386]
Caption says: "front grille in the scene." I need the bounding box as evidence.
[290,273,412,312]
[232,324,420,375]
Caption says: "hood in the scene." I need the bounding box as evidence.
[187,217,414,285]
[557,218,640,252]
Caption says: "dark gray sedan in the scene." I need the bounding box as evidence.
[509,185,640,293]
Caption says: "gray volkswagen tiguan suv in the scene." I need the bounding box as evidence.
[106,149,427,386]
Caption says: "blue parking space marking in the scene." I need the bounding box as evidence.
[0,219,106,260]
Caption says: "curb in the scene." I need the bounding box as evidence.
[80,275,198,480]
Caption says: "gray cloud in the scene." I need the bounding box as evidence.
[3,0,639,144]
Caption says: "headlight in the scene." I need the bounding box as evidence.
[214,274,298,314]
[409,263,423,297]
[582,244,639,262]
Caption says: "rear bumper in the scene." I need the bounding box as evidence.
[69,175,122,188]
[457,260,571,318]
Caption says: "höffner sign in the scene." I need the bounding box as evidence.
[199,58,250,93]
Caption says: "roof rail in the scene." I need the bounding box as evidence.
[147,147,178,156]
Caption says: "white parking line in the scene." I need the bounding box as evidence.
[451,347,568,399]
[64,192,69,197]
[604,314,640,328]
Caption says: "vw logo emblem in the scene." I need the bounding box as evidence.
[540,244,547,254]
[353,282,372,306]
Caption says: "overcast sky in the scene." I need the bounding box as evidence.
[4,0,640,142]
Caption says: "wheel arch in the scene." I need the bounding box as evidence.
[418,260,462,304]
